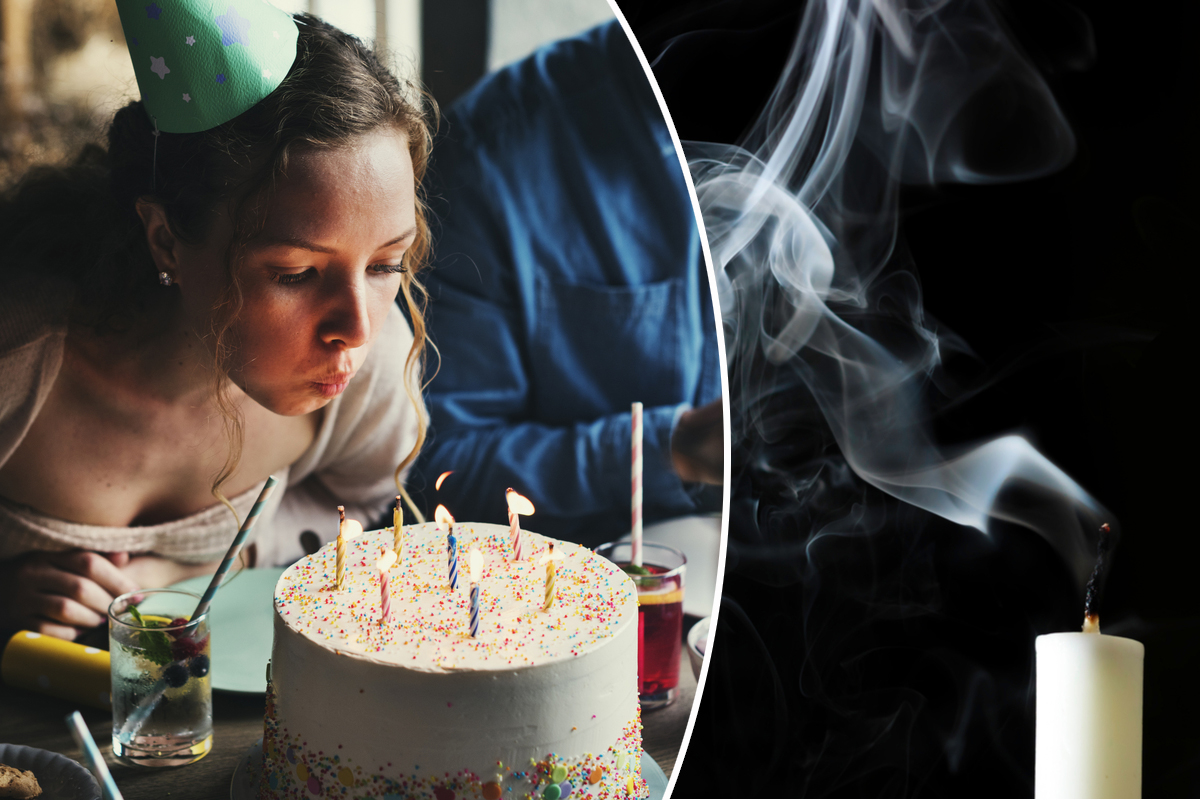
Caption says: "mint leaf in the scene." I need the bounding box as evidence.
[127,604,175,666]
[621,564,652,577]
[140,629,174,666]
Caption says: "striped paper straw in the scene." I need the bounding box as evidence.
[191,475,279,622]
[631,402,644,567]
[469,582,480,637]
[66,711,124,800]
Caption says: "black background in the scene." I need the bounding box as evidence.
[617,0,1199,796]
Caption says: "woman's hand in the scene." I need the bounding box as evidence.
[671,399,726,485]
[0,550,141,640]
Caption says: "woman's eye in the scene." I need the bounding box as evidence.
[370,263,407,275]
[272,269,314,285]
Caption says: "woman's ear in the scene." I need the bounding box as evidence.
[135,200,182,284]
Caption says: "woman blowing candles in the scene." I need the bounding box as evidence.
[0,7,432,640]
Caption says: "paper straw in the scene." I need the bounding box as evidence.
[631,402,644,567]
[191,476,278,622]
[117,677,166,741]
[66,711,124,800]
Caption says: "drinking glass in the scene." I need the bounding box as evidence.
[596,541,687,709]
[108,589,212,766]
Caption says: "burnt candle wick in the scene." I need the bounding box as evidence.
[1082,523,1110,633]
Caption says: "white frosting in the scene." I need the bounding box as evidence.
[264,522,641,793]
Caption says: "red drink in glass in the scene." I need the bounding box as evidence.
[596,540,687,708]
[636,565,684,696]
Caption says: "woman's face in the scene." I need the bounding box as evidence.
[173,129,417,417]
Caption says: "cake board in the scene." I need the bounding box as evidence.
[231,739,669,800]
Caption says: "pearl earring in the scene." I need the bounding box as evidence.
[159,271,173,287]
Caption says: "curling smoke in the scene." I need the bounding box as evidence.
[691,0,1109,584]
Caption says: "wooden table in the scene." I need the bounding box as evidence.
[0,647,696,798]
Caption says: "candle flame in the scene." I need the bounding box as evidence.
[436,471,454,491]
[377,550,397,572]
[469,548,483,582]
[434,504,455,527]
[344,519,364,540]
[506,488,535,516]
[538,544,564,565]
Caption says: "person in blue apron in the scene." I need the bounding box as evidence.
[414,20,724,546]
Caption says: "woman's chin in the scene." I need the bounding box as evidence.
[248,388,335,417]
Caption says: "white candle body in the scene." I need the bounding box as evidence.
[1035,632,1144,799]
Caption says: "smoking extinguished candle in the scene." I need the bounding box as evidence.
[1035,525,1143,799]
[1035,629,1143,798]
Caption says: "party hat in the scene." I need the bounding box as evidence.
[115,0,300,134]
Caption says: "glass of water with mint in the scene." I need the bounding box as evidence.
[108,589,212,766]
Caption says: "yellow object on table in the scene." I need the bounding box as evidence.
[1,630,111,709]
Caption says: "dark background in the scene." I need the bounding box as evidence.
[617,0,1198,796]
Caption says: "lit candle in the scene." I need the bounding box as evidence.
[506,488,535,561]
[538,544,565,611]
[468,548,483,637]
[336,508,362,591]
[376,549,397,623]
[631,401,643,567]
[436,505,458,591]
[1036,525,1142,799]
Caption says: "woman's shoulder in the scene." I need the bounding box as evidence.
[0,275,73,352]
[0,275,74,467]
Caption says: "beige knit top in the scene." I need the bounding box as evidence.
[0,278,423,568]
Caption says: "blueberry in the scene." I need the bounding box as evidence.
[163,662,189,688]
[189,654,210,678]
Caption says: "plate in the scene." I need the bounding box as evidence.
[619,514,721,618]
[0,743,100,800]
[231,739,668,800]
[169,568,285,694]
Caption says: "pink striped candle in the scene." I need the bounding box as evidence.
[506,488,535,561]
[632,401,644,567]
[376,550,397,623]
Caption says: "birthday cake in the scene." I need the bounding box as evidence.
[258,521,646,799]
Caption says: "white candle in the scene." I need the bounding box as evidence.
[1035,629,1143,799]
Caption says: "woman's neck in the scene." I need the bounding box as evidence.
[65,296,230,408]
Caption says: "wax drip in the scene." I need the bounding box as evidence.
[1082,523,1110,633]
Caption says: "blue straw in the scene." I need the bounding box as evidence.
[191,475,278,622]
[66,711,124,800]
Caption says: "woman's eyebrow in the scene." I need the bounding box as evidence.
[254,227,418,253]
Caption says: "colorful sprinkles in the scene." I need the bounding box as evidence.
[261,684,646,799]
[274,523,633,670]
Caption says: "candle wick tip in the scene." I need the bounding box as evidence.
[1082,613,1100,634]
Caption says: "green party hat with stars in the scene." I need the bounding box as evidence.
[115,0,300,134]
